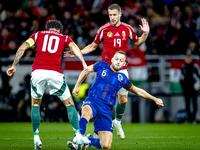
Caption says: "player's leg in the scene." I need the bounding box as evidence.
[48,71,90,145]
[98,131,113,149]
[113,69,128,139]
[31,70,47,150]
[67,101,94,150]
[87,131,112,149]
[79,104,93,135]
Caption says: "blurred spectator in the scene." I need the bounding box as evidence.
[0,2,6,22]
[180,54,200,123]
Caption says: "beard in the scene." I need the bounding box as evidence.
[112,64,123,71]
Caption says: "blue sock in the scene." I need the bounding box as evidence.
[79,117,88,135]
[88,135,101,149]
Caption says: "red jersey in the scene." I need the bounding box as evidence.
[30,30,73,73]
[93,22,138,69]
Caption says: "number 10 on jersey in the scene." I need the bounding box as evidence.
[42,35,60,53]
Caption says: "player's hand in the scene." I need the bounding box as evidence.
[63,50,76,58]
[155,98,164,107]
[6,66,16,77]
[139,18,149,34]
[73,87,79,96]
[84,67,89,75]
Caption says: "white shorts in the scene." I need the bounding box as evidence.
[31,69,71,101]
[118,69,129,95]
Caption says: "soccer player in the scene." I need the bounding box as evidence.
[67,51,164,149]
[6,20,90,150]
[64,3,150,139]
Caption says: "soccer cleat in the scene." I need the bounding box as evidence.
[112,119,125,139]
[67,140,89,150]
[34,137,42,150]
[75,133,91,145]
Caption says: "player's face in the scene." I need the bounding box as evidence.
[108,9,121,27]
[111,53,126,71]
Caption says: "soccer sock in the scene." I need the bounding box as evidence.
[79,117,88,135]
[88,135,101,149]
[115,101,126,121]
[66,105,80,133]
[31,106,40,136]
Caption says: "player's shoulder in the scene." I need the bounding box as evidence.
[95,61,109,66]
[94,61,110,69]
[121,22,134,30]
[97,22,112,33]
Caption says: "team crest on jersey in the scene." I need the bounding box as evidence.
[118,74,123,82]
[107,31,113,37]
[122,31,126,40]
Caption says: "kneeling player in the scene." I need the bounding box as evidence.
[68,51,164,149]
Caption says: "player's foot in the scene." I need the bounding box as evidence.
[34,137,42,150]
[67,140,89,150]
[75,133,91,145]
[112,119,125,139]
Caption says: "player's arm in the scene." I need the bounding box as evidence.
[134,18,149,47]
[6,39,34,76]
[69,42,88,70]
[64,42,98,58]
[129,86,164,107]
[81,42,98,55]
[73,65,94,96]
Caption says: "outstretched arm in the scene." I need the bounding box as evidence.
[69,42,88,69]
[73,65,94,96]
[130,86,164,107]
[6,41,31,76]
[63,42,98,58]
[81,42,98,55]
[134,18,149,47]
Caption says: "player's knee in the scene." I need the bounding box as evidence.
[81,111,90,118]
[119,97,127,105]
[100,142,111,149]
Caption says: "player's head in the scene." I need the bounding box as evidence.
[46,20,63,33]
[184,54,192,64]
[108,4,122,27]
[111,51,126,71]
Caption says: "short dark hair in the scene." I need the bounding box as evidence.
[46,20,63,33]
[114,51,127,60]
[108,3,121,13]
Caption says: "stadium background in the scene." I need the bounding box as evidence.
[0,0,200,123]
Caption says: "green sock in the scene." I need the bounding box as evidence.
[31,106,40,135]
[115,102,126,121]
[67,105,80,133]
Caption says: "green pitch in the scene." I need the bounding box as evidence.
[0,122,199,150]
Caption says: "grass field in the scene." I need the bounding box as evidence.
[0,122,199,150]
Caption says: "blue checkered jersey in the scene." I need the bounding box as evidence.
[88,61,133,106]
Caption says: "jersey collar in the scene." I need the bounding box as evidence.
[110,65,119,73]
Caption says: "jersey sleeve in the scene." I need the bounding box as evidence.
[128,26,138,42]
[65,35,74,47]
[93,26,104,44]
[29,32,38,42]
[122,74,134,90]
[93,61,104,72]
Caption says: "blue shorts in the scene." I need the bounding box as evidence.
[82,98,113,133]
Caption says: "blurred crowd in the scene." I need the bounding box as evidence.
[0,0,199,57]
[0,0,200,122]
